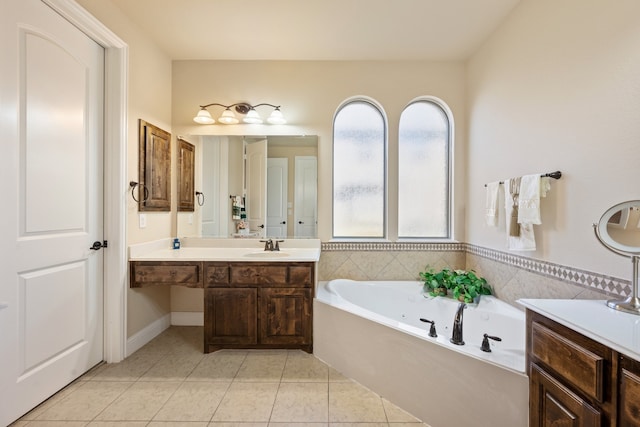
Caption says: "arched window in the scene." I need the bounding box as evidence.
[333,99,387,238]
[398,98,451,238]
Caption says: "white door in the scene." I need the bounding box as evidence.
[201,136,229,237]
[245,139,267,236]
[294,156,318,237]
[267,158,288,238]
[0,0,105,424]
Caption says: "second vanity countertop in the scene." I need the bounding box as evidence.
[129,237,321,262]
[518,298,640,362]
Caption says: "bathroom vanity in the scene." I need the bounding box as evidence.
[129,238,320,354]
[520,299,640,426]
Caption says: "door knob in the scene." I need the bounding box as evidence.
[298,221,304,224]
[258,224,265,229]
[280,221,286,224]
[90,240,108,250]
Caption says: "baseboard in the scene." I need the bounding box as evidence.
[171,311,204,326]
[125,313,171,357]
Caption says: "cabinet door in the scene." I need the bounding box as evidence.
[619,355,640,427]
[260,288,311,346]
[530,363,602,427]
[205,288,257,347]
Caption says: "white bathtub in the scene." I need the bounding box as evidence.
[314,279,529,427]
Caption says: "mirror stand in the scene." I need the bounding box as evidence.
[594,207,640,315]
[606,255,640,314]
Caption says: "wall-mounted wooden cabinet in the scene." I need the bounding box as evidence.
[527,310,640,426]
[138,120,171,211]
[177,138,195,212]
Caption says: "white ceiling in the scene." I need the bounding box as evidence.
[111,0,521,61]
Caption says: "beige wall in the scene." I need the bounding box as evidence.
[172,60,468,242]
[466,0,640,280]
[77,0,174,337]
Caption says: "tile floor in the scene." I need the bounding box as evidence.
[13,326,429,427]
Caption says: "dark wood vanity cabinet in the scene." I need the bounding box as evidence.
[527,310,640,427]
[203,261,314,353]
[129,261,203,288]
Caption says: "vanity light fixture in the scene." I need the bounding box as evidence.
[193,102,286,125]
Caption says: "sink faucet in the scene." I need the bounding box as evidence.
[260,239,273,251]
[450,302,466,345]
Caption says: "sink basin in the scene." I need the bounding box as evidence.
[243,251,290,258]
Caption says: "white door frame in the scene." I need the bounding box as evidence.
[43,0,128,363]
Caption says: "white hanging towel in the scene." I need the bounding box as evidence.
[485,181,500,226]
[505,177,536,251]
[518,175,551,225]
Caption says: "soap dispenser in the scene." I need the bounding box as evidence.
[172,238,180,250]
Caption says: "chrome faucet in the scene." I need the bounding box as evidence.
[450,302,466,346]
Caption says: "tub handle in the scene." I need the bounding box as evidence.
[481,333,502,352]
[419,318,438,338]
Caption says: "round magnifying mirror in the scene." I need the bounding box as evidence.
[594,200,640,315]
[596,201,640,255]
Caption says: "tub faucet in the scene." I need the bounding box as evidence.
[450,303,466,346]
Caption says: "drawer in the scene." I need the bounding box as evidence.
[289,265,313,287]
[130,261,202,287]
[230,264,288,285]
[530,320,606,402]
[204,262,230,287]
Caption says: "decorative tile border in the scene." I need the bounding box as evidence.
[465,243,631,297]
[321,241,466,252]
[320,241,630,296]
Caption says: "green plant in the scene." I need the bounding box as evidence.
[449,270,492,303]
[419,267,491,302]
[419,267,455,296]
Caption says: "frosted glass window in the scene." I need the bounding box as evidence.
[398,100,450,238]
[333,100,386,238]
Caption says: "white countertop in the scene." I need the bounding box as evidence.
[518,298,640,362]
[128,238,321,262]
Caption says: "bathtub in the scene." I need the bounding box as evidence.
[314,279,529,427]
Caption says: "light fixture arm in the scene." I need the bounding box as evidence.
[194,102,286,125]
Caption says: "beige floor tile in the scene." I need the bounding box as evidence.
[327,367,350,382]
[211,382,279,422]
[21,422,88,426]
[19,382,86,420]
[89,352,164,381]
[94,381,181,421]
[281,352,328,382]
[382,399,422,423]
[270,383,328,422]
[270,423,329,427]
[329,424,389,427]
[234,352,287,382]
[328,382,387,423]
[140,352,204,381]
[187,351,246,382]
[36,381,132,421]
[209,423,268,427]
[87,423,147,427]
[153,381,230,422]
[147,423,208,427]
[388,423,431,426]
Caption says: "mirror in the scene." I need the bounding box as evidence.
[177,135,318,239]
[594,200,640,315]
